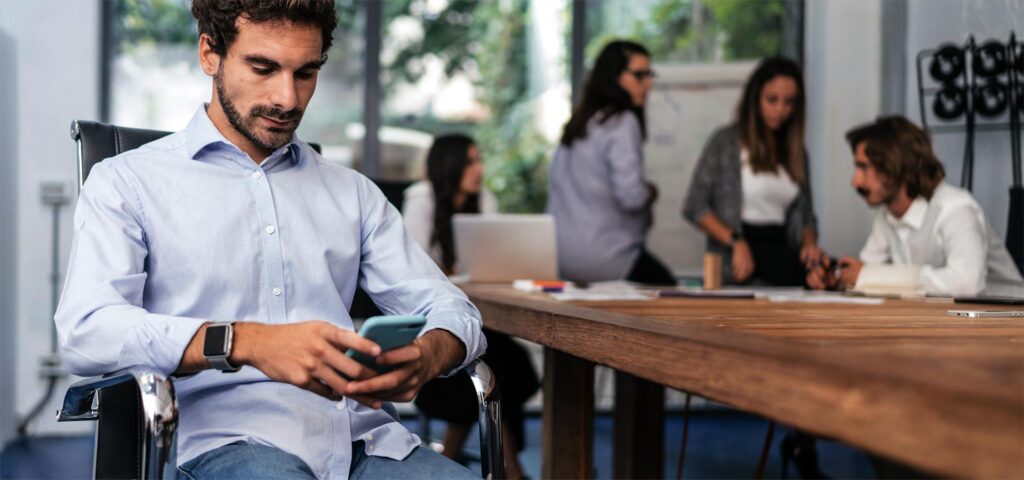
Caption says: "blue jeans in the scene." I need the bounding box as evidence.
[176,440,478,479]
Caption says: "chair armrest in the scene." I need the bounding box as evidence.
[466,360,505,479]
[57,368,179,479]
[56,367,177,426]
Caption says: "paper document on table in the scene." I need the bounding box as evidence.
[549,281,657,301]
[764,291,885,305]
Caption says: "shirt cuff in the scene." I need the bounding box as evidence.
[419,301,487,378]
[125,314,207,376]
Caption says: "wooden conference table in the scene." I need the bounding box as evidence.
[462,284,1024,479]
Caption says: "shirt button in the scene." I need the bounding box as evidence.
[272,287,282,296]
[335,400,345,410]
[251,171,263,179]
[366,434,374,441]
[265,225,276,234]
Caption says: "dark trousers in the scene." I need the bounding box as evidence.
[626,248,677,285]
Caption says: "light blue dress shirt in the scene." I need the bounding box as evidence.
[54,106,486,479]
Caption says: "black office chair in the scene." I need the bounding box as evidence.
[57,120,504,479]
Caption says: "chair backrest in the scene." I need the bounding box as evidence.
[70,120,323,186]
[70,120,171,187]
[373,178,415,212]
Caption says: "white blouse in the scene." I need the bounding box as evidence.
[401,180,499,269]
[739,149,799,225]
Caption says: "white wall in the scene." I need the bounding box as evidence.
[804,0,884,258]
[904,0,1023,238]
[1,24,19,446]
[0,0,101,443]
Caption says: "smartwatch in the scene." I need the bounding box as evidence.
[729,230,743,247]
[203,323,240,372]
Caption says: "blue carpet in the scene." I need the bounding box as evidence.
[1,435,93,480]
[409,411,875,479]
[3,412,876,479]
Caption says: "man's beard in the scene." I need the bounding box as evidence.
[857,185,898,207]
[215,70,303,152]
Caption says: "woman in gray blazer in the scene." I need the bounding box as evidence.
[548,40,675,285]
[683,57,824,286]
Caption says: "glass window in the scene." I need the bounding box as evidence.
[108,0,365,168]
[379,0,571,212]
[585,0,794,277]
[109,0,203,131]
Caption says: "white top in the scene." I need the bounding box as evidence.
[402,179,498,268]
[858,182,1024,297]
[739,149,800,225]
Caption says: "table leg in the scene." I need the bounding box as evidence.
[613,371,665,479]
[542,346,595,479]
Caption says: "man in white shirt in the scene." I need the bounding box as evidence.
[807,116,1024,297]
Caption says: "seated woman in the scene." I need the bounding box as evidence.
[548,40,675,285]
[683,57,823,287]
[402,134,540,479]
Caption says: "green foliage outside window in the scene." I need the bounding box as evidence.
[114,0,786,214]
[587,0,783,64]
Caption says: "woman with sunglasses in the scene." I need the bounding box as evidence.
[549,40,675,285]
[402,134,539,479]
[683,56,824,287]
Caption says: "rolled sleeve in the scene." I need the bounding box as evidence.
[55,162,208,377]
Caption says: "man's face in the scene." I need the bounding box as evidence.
[850,141,894,207]
[201,18,324,158]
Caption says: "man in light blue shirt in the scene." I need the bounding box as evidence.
[54,1,484,478]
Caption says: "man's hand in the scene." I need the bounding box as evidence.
[731,240,755,283]
[806,257,837,290]
[343,329,466,409]
[232,321,383,402]
[805,256,862,290]
[836,256,863,290]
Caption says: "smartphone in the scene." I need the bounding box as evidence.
[946,309,1024,318]
[347,314,426,373]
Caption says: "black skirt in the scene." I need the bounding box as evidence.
[414,328,540,450]
[741,222,806,287]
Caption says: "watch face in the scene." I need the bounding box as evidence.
[203,325,228,356]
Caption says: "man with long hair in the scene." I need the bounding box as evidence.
[808,116,1023,297]
[54,1,483,478]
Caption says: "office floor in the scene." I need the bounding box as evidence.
[2,411,876,479]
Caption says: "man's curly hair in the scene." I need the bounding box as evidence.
[191,0,337,57]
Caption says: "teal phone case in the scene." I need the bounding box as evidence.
[347,315,426,373]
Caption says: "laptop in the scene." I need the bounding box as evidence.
[453,214,558,282]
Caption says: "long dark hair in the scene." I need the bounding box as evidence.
[560,40,650,146]
[427,134,479,272]
[736,57,807,185]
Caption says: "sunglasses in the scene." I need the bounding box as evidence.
[627,69,656,80]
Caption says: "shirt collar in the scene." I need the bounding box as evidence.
[885,195,929,230]
[184,104,302,167]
